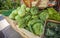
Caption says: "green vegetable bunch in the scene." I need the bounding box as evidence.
[9,4,60,36]
[48,8,60,21]
[9,4,44,36]
[28,19,44,35]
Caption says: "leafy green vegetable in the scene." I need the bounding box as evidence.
[28,19,44,35]
[48,8,60,21]
[15,15,26,28]
[33,23,44,35]
[18,4,26,17]
[9,9,18,19]
[24,15,31,23]
[32,15,39,19]
[26,7,30,12]
[46,29,55,36]
[30,6,39,15]
[39,10,49,21]
[28,19,43,27]
[45,22,60,38]
[48,8,57,14]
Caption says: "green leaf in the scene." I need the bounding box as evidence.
[33,23,44,35]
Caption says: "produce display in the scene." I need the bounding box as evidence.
[9,4,60,37]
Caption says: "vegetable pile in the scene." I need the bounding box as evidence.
[9,4,60,36]
[45,22,60,38]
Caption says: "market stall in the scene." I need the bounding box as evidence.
[0,0,60,38]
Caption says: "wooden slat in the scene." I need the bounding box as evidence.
[48,19,60,23]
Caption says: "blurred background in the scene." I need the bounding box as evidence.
[0,0,21,10]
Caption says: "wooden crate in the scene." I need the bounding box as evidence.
[5,16,44,38]
[44,19,60,38]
